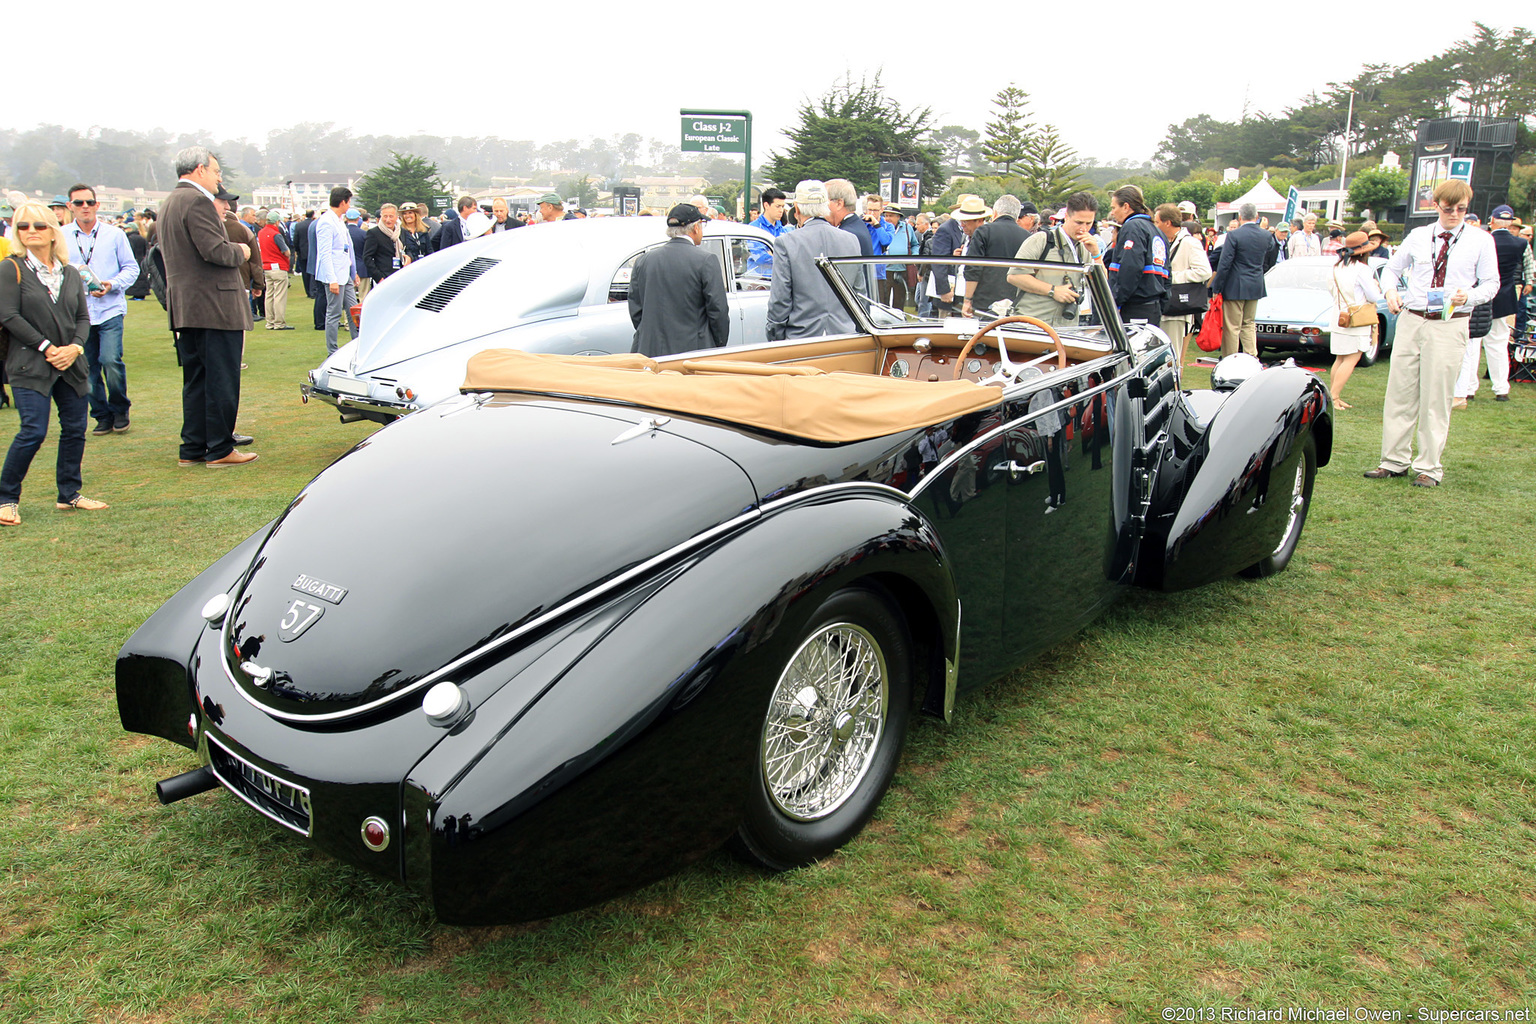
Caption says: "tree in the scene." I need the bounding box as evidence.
[1170,180,1217,216]
[1348,166,1408,218]
[557,175,599,207]
[928,124,983,176]
[1013,125,1085,211]
[981,85,1035,175]
[353,152,444,213]
[764,73,943,197]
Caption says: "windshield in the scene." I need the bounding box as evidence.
[820,255,1128,353]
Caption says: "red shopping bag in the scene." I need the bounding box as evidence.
[1195,293,1224,352]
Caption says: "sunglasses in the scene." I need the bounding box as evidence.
[71,199,98,207]
[15,222,52,231]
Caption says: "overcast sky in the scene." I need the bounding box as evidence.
[19,4,1524,173]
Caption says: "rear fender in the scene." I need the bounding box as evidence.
[406,490,957,924]
[115,521,276,749]
[1138,367,1330,591]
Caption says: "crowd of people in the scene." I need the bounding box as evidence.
[2,149,1533,526]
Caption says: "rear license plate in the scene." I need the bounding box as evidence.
[207,734,313,836]
[328,375,368,397]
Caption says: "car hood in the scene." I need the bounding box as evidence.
[222,399,757,719]
[1255,287,1334,325]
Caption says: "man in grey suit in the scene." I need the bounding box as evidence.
[158,146,258,468]
[628,204,730,358]
[765,180,861,342]
[1211,202,1277,356]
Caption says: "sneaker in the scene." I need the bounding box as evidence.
[113,416,130,433]
[91,420,113,436]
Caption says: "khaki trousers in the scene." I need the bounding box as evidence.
[355,276,372,303]
[1221,298,1258,356]
[1380,312,1468,482]
[263,269,289,328]
[1159,317,1190,365]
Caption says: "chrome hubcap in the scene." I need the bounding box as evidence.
[1274,460,1307,555]
[761,623,888,822]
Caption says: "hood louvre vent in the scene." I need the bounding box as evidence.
[415,257,500,312]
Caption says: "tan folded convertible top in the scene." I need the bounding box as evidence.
[462,350,1003,444]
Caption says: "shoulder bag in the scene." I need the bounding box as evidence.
[1334,268,1377,328]
[1164,237,1210,316]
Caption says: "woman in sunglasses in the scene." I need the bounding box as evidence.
[0,201,107,526]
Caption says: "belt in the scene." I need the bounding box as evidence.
[1405,308,1470,320]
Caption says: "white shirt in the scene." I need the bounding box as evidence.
[1384,222,1499,310]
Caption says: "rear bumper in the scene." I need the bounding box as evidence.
[301,383,415,421]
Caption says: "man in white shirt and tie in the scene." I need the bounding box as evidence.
[1365,180,1498,487]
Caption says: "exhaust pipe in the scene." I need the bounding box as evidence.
[338,411,365,424]
[157,766,220,805]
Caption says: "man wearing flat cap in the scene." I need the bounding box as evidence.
[534,193,565,225]
[628,204,730,358]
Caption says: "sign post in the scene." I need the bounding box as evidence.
[1283,186,1300,227]
[681,109,751,220]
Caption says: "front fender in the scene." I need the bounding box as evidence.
[1139,367,1330,591]
[115,520,275,749]
[406,489,957,924]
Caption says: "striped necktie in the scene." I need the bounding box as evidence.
[1431,231,1452,288]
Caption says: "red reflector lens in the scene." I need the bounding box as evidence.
[361,817,390,852]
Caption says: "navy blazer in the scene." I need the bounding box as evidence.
[929,218,967,296]
[1491,229,1528,317]
[1211,222,1276,302]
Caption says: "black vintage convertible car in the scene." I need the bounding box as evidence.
[117,253,1331,924]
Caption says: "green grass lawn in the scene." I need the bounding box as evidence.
[2,298,1534,1022]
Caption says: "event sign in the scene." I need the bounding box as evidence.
[681,116,747,154]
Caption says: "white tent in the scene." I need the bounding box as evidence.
[1215,175,1288,226]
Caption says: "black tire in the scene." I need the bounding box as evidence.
[1240,435,1316,579]
[731,586,912,871]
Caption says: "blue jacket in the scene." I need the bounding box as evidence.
[1211,221,1276,302]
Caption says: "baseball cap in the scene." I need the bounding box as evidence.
[1490,204,1514,220]
[49,195,70,207]
[345,208,361,220]
[794,180,829,205]
[666,203,707,227]
[213,185,238,202]
[537,192,563,206]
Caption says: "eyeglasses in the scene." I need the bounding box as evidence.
[71,199,98,207]
[15,222,51,231]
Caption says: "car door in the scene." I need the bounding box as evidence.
[724,232,772,348]
[999,358,1128,662]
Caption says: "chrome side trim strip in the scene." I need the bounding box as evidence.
[908,370,1124,502]
[221,505,768,724]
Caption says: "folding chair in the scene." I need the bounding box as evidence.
[1510,341,1536,385]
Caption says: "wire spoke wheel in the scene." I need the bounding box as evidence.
[733,586,912,871]
[762,623,888,822]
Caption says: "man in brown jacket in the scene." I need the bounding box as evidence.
[158,147,259,468]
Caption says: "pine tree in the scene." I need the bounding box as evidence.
[981,85,1035,175]
[353,152,445,214]
[1015,126,1086,212]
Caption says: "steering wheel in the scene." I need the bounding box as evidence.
[952,315,1068,381]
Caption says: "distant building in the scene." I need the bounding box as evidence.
[268,174,361,212]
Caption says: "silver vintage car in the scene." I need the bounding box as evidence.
[301,217,780,423]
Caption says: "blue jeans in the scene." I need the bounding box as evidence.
[84,313,131,425]
[0,378,88,505]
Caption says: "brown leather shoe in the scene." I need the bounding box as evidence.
[178,458,201,467]
[206,450,260,469]
[1363,467,1407,479]
[1411,473,1440,487]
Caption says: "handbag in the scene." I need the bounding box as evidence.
[1195,293,1224,351]
[1334,269,1376,328]
[1163,237,1210,316]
